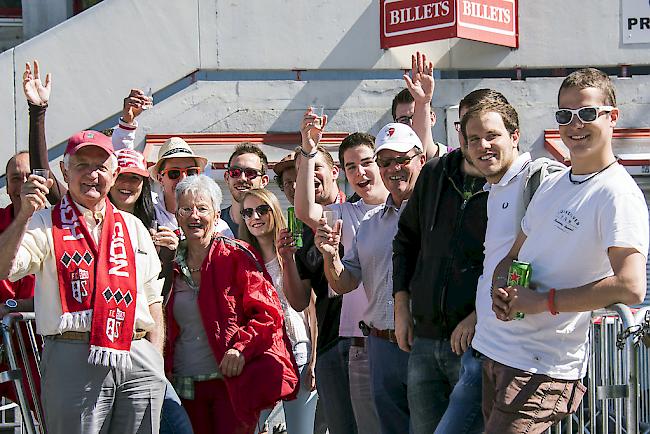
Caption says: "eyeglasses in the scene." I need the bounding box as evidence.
[161,167,202,180]
[454,121,461,132]
[555,106,614,126]
[395,115,414,125]
[241,204,272,220]
[177,205,213,217]
[375,153,419,168]
[227,166,264,180]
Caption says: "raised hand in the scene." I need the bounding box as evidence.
[122,89,151,124]
[299,108,328,153]
[19,174,53,220]
[403,51,435,104]
[314,217,341,257]
[151,225,179,251]
[276,228,297,260]
[23,60,51,106]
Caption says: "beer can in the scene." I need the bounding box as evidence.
[287,206,303,248]
[507,261,531,320]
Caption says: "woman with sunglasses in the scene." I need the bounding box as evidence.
[166,176,298,434]
[238,189,317,434]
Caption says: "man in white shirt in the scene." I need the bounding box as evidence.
[481,69,648,433]
[0,131,166,434]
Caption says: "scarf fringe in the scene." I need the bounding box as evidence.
[88,345,133,370]
[57,310,93,333]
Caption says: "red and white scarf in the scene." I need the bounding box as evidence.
[52,194,138,369]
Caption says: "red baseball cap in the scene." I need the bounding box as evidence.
[115,149,150,177]
[65,130,114,156]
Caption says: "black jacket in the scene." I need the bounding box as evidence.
[392,149,488,338]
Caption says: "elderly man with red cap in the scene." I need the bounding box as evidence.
[0,130,166,434]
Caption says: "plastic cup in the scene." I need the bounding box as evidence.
[32,169,49,179]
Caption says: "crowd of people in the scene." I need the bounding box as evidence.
[0,52,645,434]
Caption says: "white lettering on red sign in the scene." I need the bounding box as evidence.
[108,222,129,277]
[462,0,510,24]
[389,1,451,26]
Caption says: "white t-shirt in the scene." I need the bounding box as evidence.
[327,200,383,337]
[473,152,534,362]
[479,163,648,380]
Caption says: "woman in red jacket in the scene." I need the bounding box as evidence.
[165,175,298,434]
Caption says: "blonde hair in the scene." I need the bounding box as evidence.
[238,189,287,262]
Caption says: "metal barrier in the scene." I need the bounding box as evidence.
[0,313,45,434]
[546,303,650,434]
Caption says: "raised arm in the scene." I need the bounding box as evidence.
[23,60,65,204]
[276,228,311,311]
[403,52,438,159]
[112,89,151,151]
[294,108,328,229]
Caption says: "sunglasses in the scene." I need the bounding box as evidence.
[241,204,272,220]
[227,166,264,180]
[395,115,414,125]
[177,205,213,218]
[375,153,418,169]
[555,106,614,126]
[161,167,202,180]
[454,121,461,132]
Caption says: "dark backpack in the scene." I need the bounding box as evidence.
[522,157,567,208]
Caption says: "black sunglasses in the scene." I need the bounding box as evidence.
[454,121,461,132]
[395,115,414,125]
[241,204,272,219]
[227,166,264,180]
[375,154,418,168]
[161,167,201,180]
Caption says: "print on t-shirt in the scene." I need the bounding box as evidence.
[553,209,580,233]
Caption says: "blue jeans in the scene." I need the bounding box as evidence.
[160,380,194,434]
[367,335,411,434]
[258,363,318,433]
[407,337,483,434]
[348,342,380,434]
[314,338,357,434]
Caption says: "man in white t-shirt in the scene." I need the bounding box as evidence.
[482,69,649,433]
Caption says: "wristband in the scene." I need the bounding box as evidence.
[547,288,558,315]
[299,147,318,159]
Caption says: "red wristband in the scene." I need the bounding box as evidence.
[547,288,558,315]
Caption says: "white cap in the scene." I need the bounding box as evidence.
[374,123,423,156]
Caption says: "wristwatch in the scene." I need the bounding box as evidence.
[4,299,17,310]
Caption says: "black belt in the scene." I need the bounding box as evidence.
[350,337,366,347]
[47,330,147,342]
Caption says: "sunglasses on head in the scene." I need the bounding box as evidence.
[555,106,614,126]
[375,153,418,169]
[241,204,272,220]
[227,166,264,180]
[161,167,202,180]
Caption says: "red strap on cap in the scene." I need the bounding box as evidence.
[547,288,559,315]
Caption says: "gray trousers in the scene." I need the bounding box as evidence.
[40,337,166,434]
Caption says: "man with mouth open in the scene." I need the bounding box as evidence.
[480,69,648,433]
[315,122,426,434]
[294,109,388,433]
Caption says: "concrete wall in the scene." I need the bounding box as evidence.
[0,0,647,182]
[21,0,69,39]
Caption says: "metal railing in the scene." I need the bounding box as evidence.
[547,303,650,434]
[0,313,44,434]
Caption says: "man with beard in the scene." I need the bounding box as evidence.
[221,144,270,237]
[392,90,510,434]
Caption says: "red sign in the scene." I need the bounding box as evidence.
[380,0,518,48]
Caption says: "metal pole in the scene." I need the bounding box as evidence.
[1,314,37,434]
[609,303,638,434]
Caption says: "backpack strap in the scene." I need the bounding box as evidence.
[216,236,265,273]
[523,158,566,208]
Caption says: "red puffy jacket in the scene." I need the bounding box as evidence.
[165,237,299,425]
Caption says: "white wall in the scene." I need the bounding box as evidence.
[0,0,648,180]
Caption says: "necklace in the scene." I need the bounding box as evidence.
[569,160,617,185]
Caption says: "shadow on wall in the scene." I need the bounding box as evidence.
[267,2,388,137]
